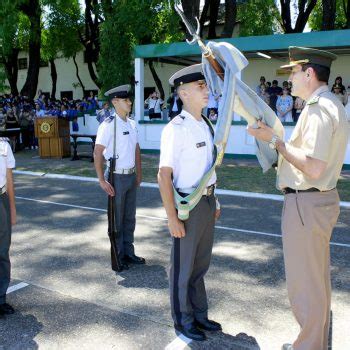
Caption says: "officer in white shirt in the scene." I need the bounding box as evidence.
[0,137,16,317]
[158,64,221,341]
[94,85,145,272]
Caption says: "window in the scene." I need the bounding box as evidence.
[61,91,73,100]
[18,58,28,70]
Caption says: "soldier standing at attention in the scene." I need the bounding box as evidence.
[248,47,349,350]
[0,137,16,317]
[94,85,145,272]
[158,64,221,341]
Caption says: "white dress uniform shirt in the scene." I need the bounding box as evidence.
[159,109,217,189]
[95,112,138,169]
[0,139,15,188]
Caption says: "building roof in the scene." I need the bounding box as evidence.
[134,29,350,63]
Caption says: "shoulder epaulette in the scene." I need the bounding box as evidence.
[104,116,115,123]
[0,137,9,142]
[171,115,185,125]
[307,95,320,105]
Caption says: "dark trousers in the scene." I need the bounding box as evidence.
[0,193,11,304]
[105,172,137,270]
[169,194,216,326]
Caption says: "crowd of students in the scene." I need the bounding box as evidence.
[0,90,100,151]
[256,75,350,123]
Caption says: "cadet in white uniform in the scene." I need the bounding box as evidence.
[158,64,221,341]
[0,137,16,317]
[94,85,145,272]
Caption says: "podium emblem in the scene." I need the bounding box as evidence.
[40,122,51,134]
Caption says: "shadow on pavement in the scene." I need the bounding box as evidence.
[188,331,261,349]
[0,312,42,349]
[117,264,168,289]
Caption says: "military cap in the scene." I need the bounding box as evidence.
[104,84,131,99]
[280,46,337,70]
[169,64,205,88]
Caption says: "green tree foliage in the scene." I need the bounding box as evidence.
[41,0,83,97]
[98,0,183,92]
[237,0,281,36]
[0,1,31,95]
[309,0,349,30]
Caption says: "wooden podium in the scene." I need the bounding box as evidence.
[35,117,71,158]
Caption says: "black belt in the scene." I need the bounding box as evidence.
[282,187,320,194]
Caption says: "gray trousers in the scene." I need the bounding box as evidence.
[170,193,216,327]
[0,193,11,304]
[106,172,137,260]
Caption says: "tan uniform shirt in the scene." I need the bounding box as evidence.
[278,85,349,191]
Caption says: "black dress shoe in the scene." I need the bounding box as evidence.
[194,318,222,332]
[174,323,206,341]
[0,303,15,315]
[123,254,146,265]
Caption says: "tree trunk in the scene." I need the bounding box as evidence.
[221,0,237,38]
[49,59,57,100]
[73,54,86,95]
[2,49,19,96]
[294,0,317,32]
[199,0,210,37]
[181,0,201,40]
[207,0,220,39]
[322,0,336,30]
[280,0,317,33]
[20,0,41,99]
[345,0,350,28]
[79,0,101,89]
[148,60,164,100]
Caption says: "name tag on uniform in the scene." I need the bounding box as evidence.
[196,142,206,148]
[123,131,130,135]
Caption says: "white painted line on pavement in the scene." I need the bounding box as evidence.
[13,170,350,208]
[6,282,29,294]
[15,196,106,212]
[14,170,46,177]
[44,173,99,182]
[15,195,350,249]
[165,334,192,350]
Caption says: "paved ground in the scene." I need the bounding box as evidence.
[1,173,349,349]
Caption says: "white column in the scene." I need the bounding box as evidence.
[134,58,144,122]
[233,71,242,121]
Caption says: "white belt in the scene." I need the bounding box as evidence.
[178,184,215,196]
[113,167,135,175]
[0,185,6,195]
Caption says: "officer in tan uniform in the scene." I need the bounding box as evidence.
[248,47,349,350]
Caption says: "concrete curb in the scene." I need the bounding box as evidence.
[14,170,350,208]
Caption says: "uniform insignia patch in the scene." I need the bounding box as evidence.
[123,131,129,135]
[307,96,320,105]
[196,142,206,148]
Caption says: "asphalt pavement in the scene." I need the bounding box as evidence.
[1,174,349,350]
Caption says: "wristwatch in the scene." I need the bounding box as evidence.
[269,134,280,150]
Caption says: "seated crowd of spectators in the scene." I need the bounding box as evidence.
[0,90,100,151]
[256,75,350,123]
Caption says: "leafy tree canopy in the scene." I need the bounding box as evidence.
[98,0,183,92]
[308,0,348,30]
